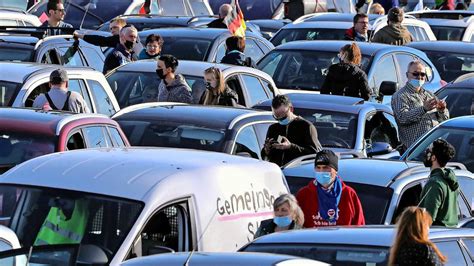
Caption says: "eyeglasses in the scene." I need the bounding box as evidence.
[357,21,369,25]
[55,9,65,13]
[147,45,160,49]
[409,72,427,78]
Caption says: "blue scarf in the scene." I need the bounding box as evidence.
[316,177,342,223]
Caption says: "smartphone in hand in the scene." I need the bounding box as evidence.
[277,135,283,144]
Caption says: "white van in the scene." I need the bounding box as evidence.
[0,148,289,265]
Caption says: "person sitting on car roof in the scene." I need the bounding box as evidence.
[103,25,138,74]
[207,4,232,29]
[138,34,163,60]
[296,150,365,228]
[41,0,73,36]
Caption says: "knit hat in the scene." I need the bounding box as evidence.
[388,7,404,23]
[314,149,339,171]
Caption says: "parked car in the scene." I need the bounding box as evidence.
[0,62,120,116]
[0,107,129,174]
[0,31,105,72]
[138,28,274,63]
[106,60,279,108]
[254,93,400,158]
[0,8,41,26]
[240,226,474,266]
[281,157,474,225]
[121,252,329,266]
[406,41,474,82]
[0,147,289,264]
[112,103,275,160]
[209,0,284,20]
[435,73,474,118]
[371,15,437,41]
[249,19,291,40]
[401,116,474,173]
[408,10,474,42]
[295,12,381,23]
[122,0,214,17]
[257,40,443,95]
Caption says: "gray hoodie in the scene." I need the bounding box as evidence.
[157,74,193,103]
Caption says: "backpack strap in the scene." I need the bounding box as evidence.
[44,93,59,110]
[61,91,71,111]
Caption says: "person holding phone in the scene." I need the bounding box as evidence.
[391,61,449,152]
[262,95,322,167]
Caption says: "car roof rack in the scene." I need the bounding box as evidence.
[0,26,75,39]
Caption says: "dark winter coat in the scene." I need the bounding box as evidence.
[221,50,256,68]
[103,44,134,74]
[371,23,413,46]
[321,63,372,100]
[157,74,193,103]
[207,18,227,28]
[394,243,444,266]
[199,87,239,107]
[254,219,302,239]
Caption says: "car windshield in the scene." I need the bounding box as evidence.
[243,243,389,265]
[423,51,474,82]
[0,81,21,107]
[436,87,474,118]
[0,133,56,173]
[107,71,205,108]
[295,108,358,149]
[117,120,226,152]
[189,0,212,15]
[0,185,143,264]
[258,50,371,91]
[152,36,212,61]
[406,127,474,172]
[430,26,465,41]
[0,47,34,62]
[271,29,347,46]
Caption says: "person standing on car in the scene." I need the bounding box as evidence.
[207,4,232,28]
[389,207,447,266]
[41,0,73,36]
[372,7,413,45]
[33,69,90,113]
[221,36,256,68]
[102,25,138,74]
[392,61,449,151]
[199,67,238,107]
[296,150,365,228]
[321,43,372,100]
[138,34,164,60]
[262,95,322,167]
[419,139,459,227]
[156,54,193,103]
[344,14,370,42]
[255,194,304,238]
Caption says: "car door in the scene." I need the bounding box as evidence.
[434,240,470,266]
[232,124,263,159]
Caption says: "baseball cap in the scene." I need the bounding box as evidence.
[314,149,339,171]
[50,68,69,84]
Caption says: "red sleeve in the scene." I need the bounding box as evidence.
[350,188,366,225]
[296,186,316,228]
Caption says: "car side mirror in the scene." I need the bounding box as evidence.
[379,81,398,97]
[367,142,393,157]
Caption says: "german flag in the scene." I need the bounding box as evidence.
[224,0,246,37]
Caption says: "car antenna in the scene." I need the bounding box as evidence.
[79,0,97,30]
[183,208,219,266]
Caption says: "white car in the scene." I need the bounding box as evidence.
[371,14,437,41]
[0,8,41,26]
[124,0,213,16]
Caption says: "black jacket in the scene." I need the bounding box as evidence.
[254,219,301,239]
[221,51,256,68]
[83,34,119,47]
[262,117,322,167]
[395,243,444,266]
[103,44,134,74]
[207,18,227,29]
[199,87,239,107]
[321,63,372,100]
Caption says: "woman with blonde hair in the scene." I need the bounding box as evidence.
[254,194,304,238]
[321,42,372,100]
[389,206,447,266]
[199,67,239,107]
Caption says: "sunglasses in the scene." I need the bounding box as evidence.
[409,72,427,78]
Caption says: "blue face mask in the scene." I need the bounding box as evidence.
[314,171,332,187]
[278,117,291,126]
[409,79,425,88]
[273,216,292,227]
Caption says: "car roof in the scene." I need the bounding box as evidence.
[255,93,392,114]
[439,115,474,129]
[281,21,352,29]
[283,158,422,187]
[406,41,474,54]
[0,35,39,45]
[409,10,474,19]
[248,226,474,247]
[112,103,272,130]
[273,40,411,56]
[0,61,93,83]
[112,59,233,73]
[139,27,262,40]
[300,12,381,23]
[453,72,474,85]
[419,18,471,27]
[1,147,277,201]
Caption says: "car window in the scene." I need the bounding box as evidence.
[259,53,283,77]
[461,238,474,256]
[434,241,467,266]
[108,127,126,147]
[57,47,85,67]
[225,75,246,106]
[395,53,414,85]
[158,0,189,16]
[372,55,398,94]
[436,88,474,118]
[260,79,276,98]
[188,0,212,15]
[458,176,474,218]
[413,56,434,82]
[271,28,347,46]
[416,26,430,41]
[87,80,116,116]
[244,38,264,62]
[83,126,111,148]
[80,47,104,72]
[253,122,275,147]
[157,37,211,61]
[0,81,20,107]
[470,33,474,43]
[392,183,423,223]
[365,112,399,150]
[241,75,270,106]
[233,126,261,159]
[40,49,62,65]
[66,131,86,150]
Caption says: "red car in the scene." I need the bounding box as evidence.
[0,107,129,174]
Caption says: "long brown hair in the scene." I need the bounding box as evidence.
[341,42,362,65]
[202,67,225,105]
[388,207,447,265]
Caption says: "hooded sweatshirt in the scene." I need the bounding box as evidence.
[220,50,256,68]
[419,168,459,227]
[157,74,193,103]
[371,23,413,46]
